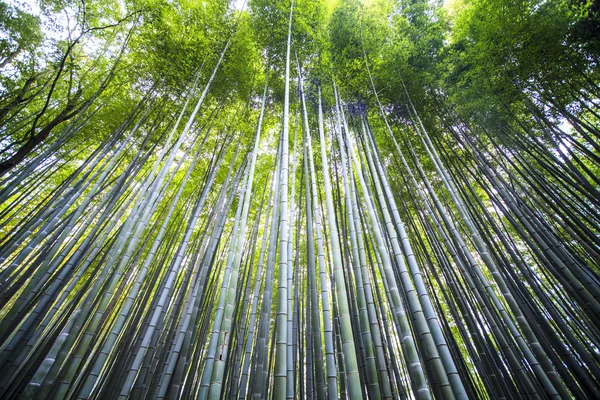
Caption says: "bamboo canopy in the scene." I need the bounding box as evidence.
[0,0,599,398]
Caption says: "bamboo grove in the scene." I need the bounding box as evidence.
[0,0,599,398]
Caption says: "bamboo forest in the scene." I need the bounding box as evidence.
[0,0,599,398]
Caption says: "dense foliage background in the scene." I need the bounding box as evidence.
[0,0,598,398]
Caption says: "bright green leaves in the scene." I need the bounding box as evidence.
[250,0,327,69]
[249,0,293,69]
[211,13,261,102]
[328,0,366,97]
[128,0,229,90]
[444,0,597,120]
[0,1,42,68]
[0,1,43,101]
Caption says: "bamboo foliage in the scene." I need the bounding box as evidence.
[0,1,599,399]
